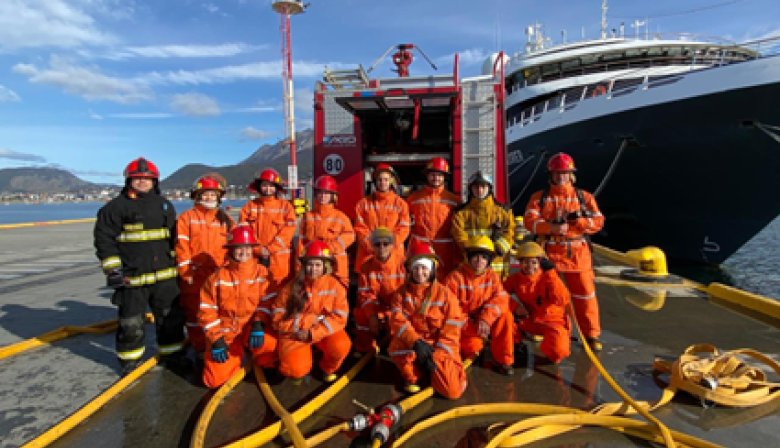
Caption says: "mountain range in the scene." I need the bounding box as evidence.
[0,167,98,193]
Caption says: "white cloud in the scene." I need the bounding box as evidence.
[0,0,116,51]
[232,106,279,113]
[436,48,490,67]
[107,112,174,119]
[138,60,346,85]
[170,92,221,117]
[89,43,266,60]
[0,85,21,103]
[202,3,220,14]
[13,56,154,104]
[241,127,273,141]
[89,109,103,120]
[294,87,314,116]
[0,149,47,163]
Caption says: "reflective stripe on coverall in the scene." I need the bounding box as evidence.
[271,275,351,379]
[407,186,460,279]
[198,259,276,388]
[389,281,467,399]
[240,197,297,289]
[176,205,233,352]
[503,269,571,364]
[354,191,410,272]
[295,203,355,287]
[524,184,604,338]
[353,247,406,352]
[444,264,513,365]
[451,196,515,280]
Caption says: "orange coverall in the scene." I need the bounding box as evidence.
[176,204,233,352]
[524,184,604,338]
[296,202,355,287]
[389,281,467,399]
[198,259,277,388]
[271,275,351,379]
[354,190,410,272]
[353,247,406,352]
[407,186,460,279]
[444,264,513,365]
[503,269,571,364]
[240,197,297,289]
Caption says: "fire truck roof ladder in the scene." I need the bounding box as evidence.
[460,78,498,201]
[322,65,370,90]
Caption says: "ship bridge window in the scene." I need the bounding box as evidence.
[600,53,623,62]
[560,59,581,71]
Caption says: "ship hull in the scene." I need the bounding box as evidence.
[507,81,780,264]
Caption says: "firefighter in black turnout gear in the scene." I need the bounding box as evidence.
[94,157,188,376]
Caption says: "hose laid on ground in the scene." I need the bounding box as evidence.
[254,367,308,448]
[190,363,254,448]
[21,355,160,448]
[218,345,379,448]
[0,313,154,361]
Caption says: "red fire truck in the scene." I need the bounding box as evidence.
[312,47,509,220]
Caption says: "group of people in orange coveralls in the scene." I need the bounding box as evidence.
[98,152,604,400]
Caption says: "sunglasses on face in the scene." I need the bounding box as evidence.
[373,241,392,247]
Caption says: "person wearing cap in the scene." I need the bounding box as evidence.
[176,173,234,356]
[94,157,187,376]
[353,227,406,354]
[406,157,460,280]
[271,241,351,382]
[523,153,604,351]
[444,236,514,375]
[198,225,277,388]
[354,164,411,272]
[389,241,467,398]
[240,168,297,290]
[452,171,515,281]
[503,242,571,365]
[296,175,355,288]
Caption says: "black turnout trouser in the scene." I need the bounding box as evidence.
[112,278,185,361]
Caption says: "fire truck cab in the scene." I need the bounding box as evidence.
[313,54,508,220]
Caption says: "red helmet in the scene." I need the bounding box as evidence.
[300,240,333,262]
[251,168,285,193]
[191,173,226,199]
[547,153,576,172]
[424,157,450,175]
[224,225,259,247]
[372,164,398,181]
[313,175,338,195]
[124,158,159,179]
[406,240,441,267]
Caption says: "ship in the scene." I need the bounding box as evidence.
[501,8,780,264]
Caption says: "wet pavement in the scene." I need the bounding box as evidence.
[1,222,779,448]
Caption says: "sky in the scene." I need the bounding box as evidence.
[0,0,778,184]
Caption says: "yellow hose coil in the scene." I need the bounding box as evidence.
[190,363,253,448]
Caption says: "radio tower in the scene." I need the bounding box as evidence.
[271,1,308,194]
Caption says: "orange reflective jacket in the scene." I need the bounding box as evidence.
[271,275,349,344]
[444,264,509,326]
[240,197,297,283]
[198,259,271,345]
[354,190,410,272]
[296,203,355,281]
[357,247,406,317]
[176,205,233,293]
[524,184,604,272]
[389,281,463,357]
[407,186,460,275]
[503,270,570,324]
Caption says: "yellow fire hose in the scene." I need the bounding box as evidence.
[254,367,308,448]
[190,363,254,448]
[0,313,154,361]
[20,355,160,448]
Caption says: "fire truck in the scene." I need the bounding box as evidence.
[312,45,509,220]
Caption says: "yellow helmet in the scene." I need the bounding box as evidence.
[465,236,495,255]
[514,242,546,259]
[369,226,395,246]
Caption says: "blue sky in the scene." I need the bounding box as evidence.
[0,0,778,184]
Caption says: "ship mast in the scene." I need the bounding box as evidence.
[600,0,609,39]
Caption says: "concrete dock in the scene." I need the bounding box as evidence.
[1,222,779,448]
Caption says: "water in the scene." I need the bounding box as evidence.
[1,201,778,300]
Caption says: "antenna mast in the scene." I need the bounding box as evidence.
[601,0,608,39]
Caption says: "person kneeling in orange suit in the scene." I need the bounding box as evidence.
[272,241,351,383]
[199,225,278,389]
[503,242,571,365]
[389,241,467,398]
[445,236,514,375]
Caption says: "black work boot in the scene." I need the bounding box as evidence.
[120,358,142,377]
[161,350,194,372]
[496,363,515,376]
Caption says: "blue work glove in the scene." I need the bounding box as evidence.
[540,258,555,272]
[413,339,436,373]
[211,337,229,363]
[248,321,265,349]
